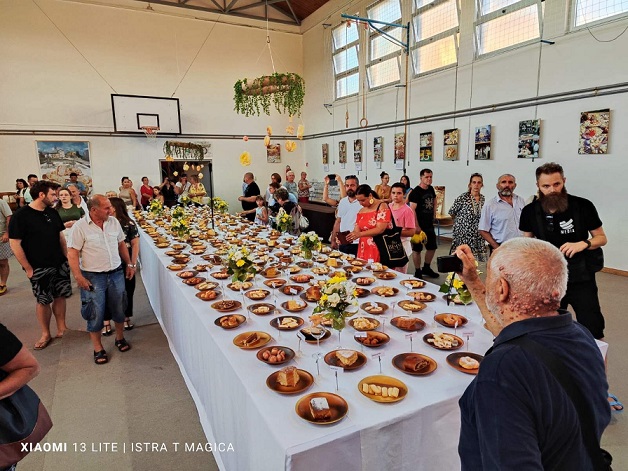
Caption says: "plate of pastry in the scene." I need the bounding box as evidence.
[264,279,287,289]
[211,300,242,312]
[214,314,246,329]
[155,242,170,249]
[392,353,437,376]
[281,285,304,296]
[397,300,427,313]
[390,316,426,332]
[372,286,399,297]
[357,375,407,403]
[353,331,390,348]
[360,302,389,315]
[354,287,371,298]
[195,290,221,301]
[210,271,230,280]
[171,243,187,250]
[270,316,304,331]
[247,303,276,316]
[245,289,271,300]
[256,346,295,366]
[227,281,253,291]
[301,286,322,303]
[299,327,331,344]
[400,279,426,289]
[423,333,464,351]
[434,313,468,328]
[348,316,380,331]
[355,277,376,286]
[260,267,282,278]
[165,250,182,256]
[373,271,397,280]
[324,349,367,371]
[281,300,308,313]
[182,277,206,286]
[232,331,271,350]
[295,392,348,425]
[167,264,186,271]
[290,274,313,284]
[446,352,483,375]
[194,281,219,291]
[266,367,314,395]
[407,291,436,302]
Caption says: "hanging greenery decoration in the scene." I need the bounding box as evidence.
[163,141,209,161]
[233,73,305,117]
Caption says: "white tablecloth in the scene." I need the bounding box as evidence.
[139,230,494,470]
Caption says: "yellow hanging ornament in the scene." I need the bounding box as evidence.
[264,135,271,147]
[296,124,305,140]
[285,141,297,152]
[240,151,251,166]
[183,163,190,171]
[266,126,273,136]
[198,172,204,179]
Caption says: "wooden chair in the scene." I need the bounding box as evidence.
[433,186,453,243]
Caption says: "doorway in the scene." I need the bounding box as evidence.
[159,160,214,206]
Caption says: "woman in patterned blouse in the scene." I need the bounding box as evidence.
[448,173,487,261]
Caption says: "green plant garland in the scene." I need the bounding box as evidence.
[233,72,305,117]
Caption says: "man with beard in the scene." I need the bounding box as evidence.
[331,175,360,256]
[9,181,71,349]
[454,239,610,470]
[478,174,526,253]
[520,162,608,340]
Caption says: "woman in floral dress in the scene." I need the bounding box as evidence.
[347,185,392,262]
[448,173,487,261]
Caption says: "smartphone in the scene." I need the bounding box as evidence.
[437,255,463,273]
[328,174,338,186]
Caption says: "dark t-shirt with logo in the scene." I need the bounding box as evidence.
[408,185,436,227]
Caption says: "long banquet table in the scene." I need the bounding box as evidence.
[139,228,494,471]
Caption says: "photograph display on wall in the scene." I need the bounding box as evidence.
[579,109,609,154]
[419,132,433,161]
[374,136,383,169]
[339,141,347,164]
[518,119,540,159]
[354,139,362,162]
[267,143,281,163]
[322,143,329,164]
[443,128,459,161]
[474,125,491,160]
[37,141,93,195]
[394,133,405,161]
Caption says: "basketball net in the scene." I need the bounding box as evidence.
[141,126,159,139]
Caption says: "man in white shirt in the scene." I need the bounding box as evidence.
[68,195,135,365]
[174,174,191,203]
[23,174,38,204]
[331,175,360,256]
[479,174,526,253]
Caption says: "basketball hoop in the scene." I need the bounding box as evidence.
[141,126,159,139]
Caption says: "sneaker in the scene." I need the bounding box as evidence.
[0,285,7,296]
[422,265,439,278]
[414,269,423,279]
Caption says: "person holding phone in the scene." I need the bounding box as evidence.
[322,174,346,207]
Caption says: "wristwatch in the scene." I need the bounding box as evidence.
[583,240,591,249]
[128,264,136,269]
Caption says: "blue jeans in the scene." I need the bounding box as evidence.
[80,266,127,332]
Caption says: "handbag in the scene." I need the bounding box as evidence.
[299,215,309,230]
[372,204,409,268]
[0,371,53,468]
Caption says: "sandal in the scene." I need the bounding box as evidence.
[115,338,131,353]
[609,393,624,412]
[124,320,135,331]
[94,349,108,365]
[102,323,113,336]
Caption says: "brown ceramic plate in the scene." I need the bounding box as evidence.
[400,279,426,289]
[354,287,371,298]
[297,260,314,269]
[357,375,407,403]
[171,244,187,250]
[211,300,242,312]
[227,281,253,291]
[195,290,221,301]
[210,271,230,280]
[194,281,219,291]
[299,327,331,343]
[360,302,389,315]
[270,316,305,331]
[372,286,399,297]
[423,333,464,351]
[201,254,222,264]
[182,277,206,286]
[355,277,376,286]
[390,316,426,332]
[281,300,308,313]
[348,317,380,331]
[245,289,271,301]
[266,368,314,395]
[155,242,170,248]
[177,270,198,279]
[324,349,367,371]
[374,271,397,280]
[165,250,182,256]
[256,346,295,366]
[167,264,186,271]
[353,331,390,348]
[264,279,287,289]
[392,353,437,376]
[434,313,468,328]
[397,300,427,313]
[214,314,246,329]
[407,291,437,302]
[260,268,283,279]
[290,274,313,284]
[446,352,484,375]
[189,248,206,255]
[233,331,271,349]
[247,303,276,316]
[295,392,348,424]
[281,285,304,296]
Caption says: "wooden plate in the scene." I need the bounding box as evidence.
[194,281,219,291]
[360,301,389,315]
[167,264,186,271]
[189,248,206,255]
[195,290,221,301]
[400,279,426,289]
[446,352,483,375]
[390,316,426,332]
[211,300,242,312]
[281,285,304,296]
[227,281,253,291]
[355,277,375,286]
[256,346,295,366]
[171,244,187,250]
[281,300,308,313]
[357,375,407,403]
[407,291,437,302]
[270,316,305,331]
[374,271,397,280]
[434,313,468,328]
[247,303,276,316]
[392,353,437,376]
[233,331,271,349]
[295,392,348,424]
[182,277,206,286]
[264,279,287,289]
[299,327,331,343]
[290,274,313,284]
[214,314,246,329]
[245,289,270,301]
[368,264,388,272]
[397,300,427,313]
[372,286,399,297]
[201,254,222,263]
[266,369,314,395]
[354,331,390,348]
[324,349,367,371]
[165,250,182,256]
[155,242,170,248]
[297,260,314,268]
[210,271,230,280]
[348,317,380,331]
[423,333,464,351]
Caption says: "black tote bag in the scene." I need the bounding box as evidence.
[372,205,409,268]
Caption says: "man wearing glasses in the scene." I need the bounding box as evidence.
[9,181,71,350]
[520,162,607,341]
[331,175,360,256]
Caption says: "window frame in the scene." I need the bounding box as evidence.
[366,0,404,90]
[332,22,361,100]
[570,0,628,30]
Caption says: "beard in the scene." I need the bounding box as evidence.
[498,188,512,197]
[539,187,568,214]
[346,189,356,198]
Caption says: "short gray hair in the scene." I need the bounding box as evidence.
[497,173,515,183]
[87,194,107,211]
[489,238,567,312]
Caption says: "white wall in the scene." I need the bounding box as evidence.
[0,0,305,209]
[300,0,628,270]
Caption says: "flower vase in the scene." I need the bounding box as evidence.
[302,248,312,260]
[331,314,346,348]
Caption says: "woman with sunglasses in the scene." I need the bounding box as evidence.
[448,173,487,261]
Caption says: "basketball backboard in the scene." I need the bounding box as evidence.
[111,94,181,134]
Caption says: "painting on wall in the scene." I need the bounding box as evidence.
[443,128,459,161]
[394,133,405,161]
[37,141,93,195]
[475,125,491,160]
[374,136,383,169]
[354,139,362,162]
[267,143,281,163]
[579,109,609,154]
[419,132,433,162]
[339,141,347,164]
[518,119,540,159]
[322,143,329,164]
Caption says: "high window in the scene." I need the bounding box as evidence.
[366,0,403,88]
[332,22,360,98]
[573,0,628,26]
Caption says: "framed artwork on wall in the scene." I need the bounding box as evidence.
[354,139,363,171]
[339,141,347,164]
[420,132,433,162]
[443,128,459,161]
[36,141,93,195]
[322,143,329,164]
[474,125,491,160]
[518,119,540,159]
[374,136,383,169]
[579,109,609,154]
[394,133,405,161]
[267,143,281,163]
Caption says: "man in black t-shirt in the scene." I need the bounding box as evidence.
[238,172,261,222]
[9,181,71,350]
[408,169,439,279]
[520,162,607,340]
